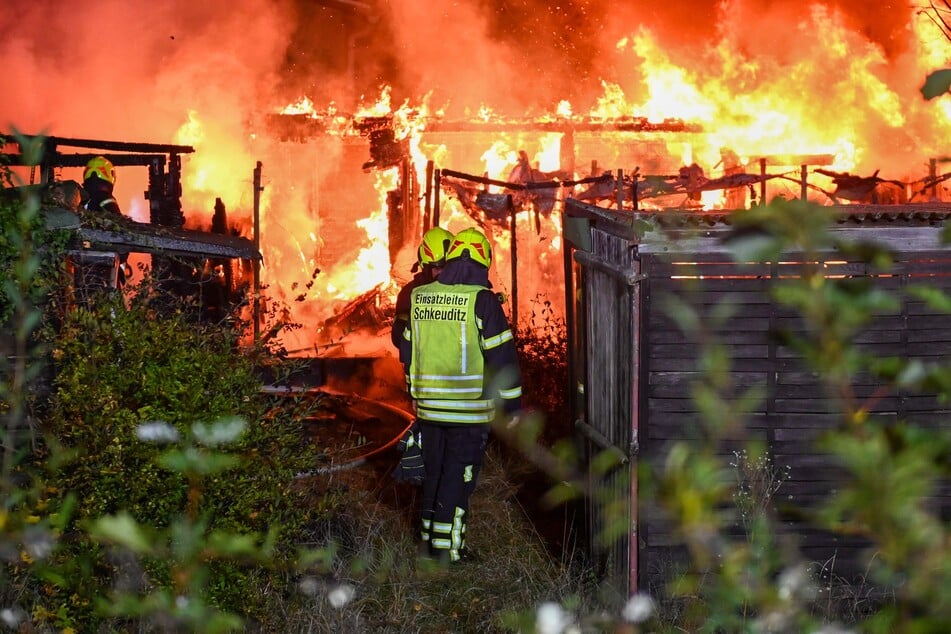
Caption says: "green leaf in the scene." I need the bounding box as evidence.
[206,530,260,557]
[921,69,951,100]
[89,512,154,554]
[541,480,583,507]
[192,416,247,447]
[159,447,240,475]
[907,284,951,313]
[15,131,46,167]
[725,233,782,262]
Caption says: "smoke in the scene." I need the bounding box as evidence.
[264,0,929,116]
[1,1,936,135]
[1,0,294,213]
[2,0,292,135]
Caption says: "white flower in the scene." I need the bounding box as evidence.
[622,593,655,623]
[535,601,573,634]
[23,527,53,560]
[0,607,25,628]
[298,576,319,596]
[327,584,355,608]
[135,421,180,443]
[778,564,815,601]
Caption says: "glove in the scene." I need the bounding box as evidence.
[393,420,425,485]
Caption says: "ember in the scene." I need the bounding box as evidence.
[2,0,949,353]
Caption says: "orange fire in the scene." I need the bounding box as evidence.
[179,6,951,353]
[3,1,948,355]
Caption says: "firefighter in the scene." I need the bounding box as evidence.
[390,226,454,349]
[81,155,131,285]
[399,227,523,563]
[82,156,121,215]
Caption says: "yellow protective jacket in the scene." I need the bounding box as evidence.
[401,260,522,424]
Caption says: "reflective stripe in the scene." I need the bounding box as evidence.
[451,507,466,558]
[418,395,495,424]
[412,373,483,381]
[499,386,522,399]
[419,398,494,410]
[417,408,494,424]
[482,329,513,349]
[431,510,467,561]
[414,386,483,396]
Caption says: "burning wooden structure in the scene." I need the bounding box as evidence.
[1,134,261,316]
[265,107,951,346]
[562,196,951,600]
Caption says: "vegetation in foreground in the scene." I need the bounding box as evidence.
[0,144,589,632]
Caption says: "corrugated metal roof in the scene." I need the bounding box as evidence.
[637,203,951,229]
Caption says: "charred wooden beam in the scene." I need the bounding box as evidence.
[41,206,261,260]
[260,114,704,141]
[0,152,171,168]
[440,168,610,191]
[74,226,260,260]
[2,134,195,155]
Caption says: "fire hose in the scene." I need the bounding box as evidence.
[260,385,414,477]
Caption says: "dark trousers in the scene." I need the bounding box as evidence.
[418,421,489,561]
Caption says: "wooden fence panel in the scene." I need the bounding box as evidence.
[638,250,951,591]
[577,227,639,601]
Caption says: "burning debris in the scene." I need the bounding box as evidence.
[356,116,410,171]
[507,150,572,216]
[316,286,392,349]
[815,168,907,204]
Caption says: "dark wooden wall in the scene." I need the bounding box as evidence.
[640,248,951,591]
[564,198,951,598]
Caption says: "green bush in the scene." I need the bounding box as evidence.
[34,292,329,628]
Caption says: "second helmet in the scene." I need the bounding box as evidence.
[447,227,492,268]
[418,226,454,267]
[83,156,116,185]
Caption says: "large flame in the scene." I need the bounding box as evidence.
[2,0,949,353]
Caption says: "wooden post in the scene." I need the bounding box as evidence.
[632,170,639,211]
[628,256,642,593]
[591,159,598,177]
[931,158,938,200]
[760,158,768,205]
[433,168,442,227]
[509,195,518,328]
[423,159,434,233]
[801,164,808,201]
[252,161,263,344]
[616,169,624,209]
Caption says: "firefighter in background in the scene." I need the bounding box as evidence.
[390,226,454,349]
[82,156,121,215]
[399,227,523,563]
[81,155,131,285]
